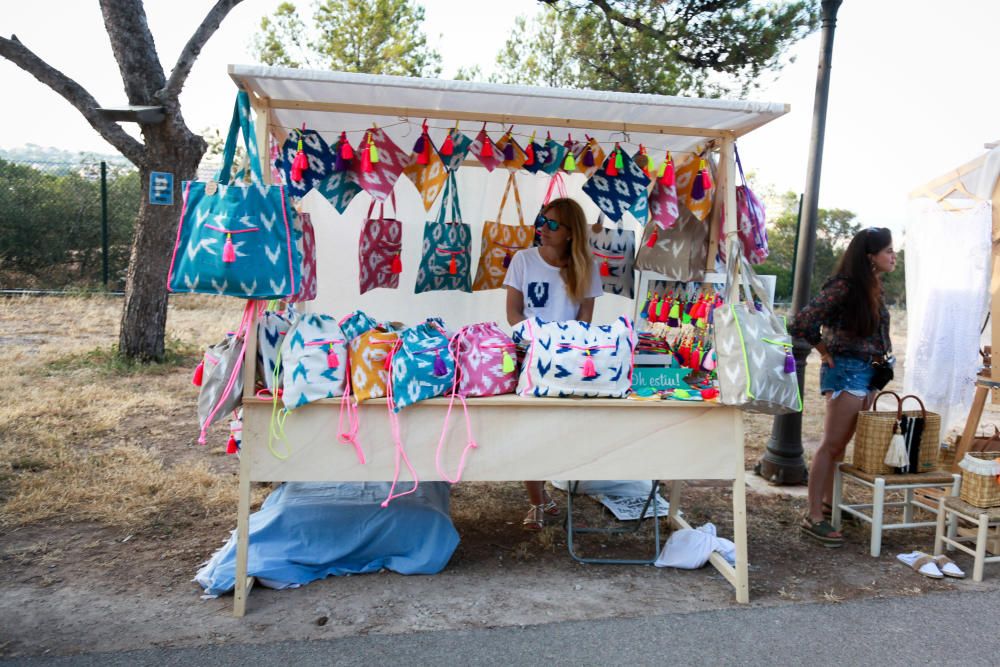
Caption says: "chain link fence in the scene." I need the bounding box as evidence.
[0,158,140,291]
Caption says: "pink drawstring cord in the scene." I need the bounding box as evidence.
[337,355,365,465]
[381,340,419,507]
[434,329,479,483]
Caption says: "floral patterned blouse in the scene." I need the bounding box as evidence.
[789,274,891,360]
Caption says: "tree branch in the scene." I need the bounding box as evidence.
[160,0,245,103]
[99,0,165,104]
[0,35,146,166]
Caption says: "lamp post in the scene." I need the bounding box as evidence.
[755,0,843,485]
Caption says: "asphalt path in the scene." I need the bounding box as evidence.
[7,588,1000,666]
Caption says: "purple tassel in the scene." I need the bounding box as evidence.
[503,142,515,161]
[502,252,512,269]
[691,175,705,201]
[784,351,796,374]
[433,350,447,377]
[707,304,715,325]
[583,149,595,167]
[334,153,347,172]
[754,299,763,312]
[414,134,425,155]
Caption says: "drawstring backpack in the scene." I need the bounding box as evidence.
[256,308,295,395]
[433,322,516,486]
[348,326,402,403]
[358,193,403,294]
[381,318,454,506]
[414,172,472,293]
[450,322,518,398]
[512,316,636,398]
[472,172,534,290]
[389,318,455,412]
[281,313,350,409]
[588,213,636,299]
[338,309,380,341]
[194,301,264,444]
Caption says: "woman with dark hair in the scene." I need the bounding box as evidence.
[790,227,897,546]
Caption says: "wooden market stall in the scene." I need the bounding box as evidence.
[225,65,789,616]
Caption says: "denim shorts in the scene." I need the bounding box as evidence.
[819,355,874,399]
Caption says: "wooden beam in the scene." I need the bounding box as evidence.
[265,98,733,139]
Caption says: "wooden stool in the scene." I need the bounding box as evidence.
[832,463,961,557]
[934,496,1000,581]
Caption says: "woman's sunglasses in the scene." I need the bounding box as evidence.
[535,213,562,231]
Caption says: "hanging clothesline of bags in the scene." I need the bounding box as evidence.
[168,92,769,302]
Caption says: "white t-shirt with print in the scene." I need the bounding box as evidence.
[503,247,603,322]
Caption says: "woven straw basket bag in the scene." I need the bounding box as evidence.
[958,452,1000,507]
[852,391,940,475]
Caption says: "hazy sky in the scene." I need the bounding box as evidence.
[4,1,998,241]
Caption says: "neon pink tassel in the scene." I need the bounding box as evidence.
[582,355,596,378]
[222,234,236,263]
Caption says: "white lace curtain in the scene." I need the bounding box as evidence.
[904,200,991,434]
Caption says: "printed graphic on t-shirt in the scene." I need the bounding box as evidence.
[527,281,549,308]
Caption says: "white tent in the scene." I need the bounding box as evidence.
[227,66,788,329]
[906,143,1000,432]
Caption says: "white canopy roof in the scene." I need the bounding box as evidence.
[909,142,1000,207]
[228,65,789,157]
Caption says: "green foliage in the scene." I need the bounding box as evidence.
[491,0,817,95]
[754,191,906,306]
[252,0,442,77]
[0,158,139,289]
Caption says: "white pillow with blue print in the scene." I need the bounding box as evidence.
[512,316,636,398]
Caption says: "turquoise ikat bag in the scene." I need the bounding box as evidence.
[168,91,301,299]
[389,318,455,412]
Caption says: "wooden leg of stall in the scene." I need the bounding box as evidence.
[732,458,750,604]
[233,433,254,617]
[954,381,991,472]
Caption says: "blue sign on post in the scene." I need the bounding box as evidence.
[149,171,174,206]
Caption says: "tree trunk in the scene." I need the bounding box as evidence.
[118,138,203,361]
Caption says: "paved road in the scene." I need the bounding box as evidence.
[7,588,1000,666]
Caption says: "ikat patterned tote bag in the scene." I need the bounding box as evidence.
[415,172,472,293]
[472,173,534,291]
[358,194,403,295]
[168,92,301,299]
[451,322,518,397]
[588,215,636,299]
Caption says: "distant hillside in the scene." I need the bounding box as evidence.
[0,144,134,168]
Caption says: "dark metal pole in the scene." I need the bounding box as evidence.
[755,0,842,485]
[100,161,109,289]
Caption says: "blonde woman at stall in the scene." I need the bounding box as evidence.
[504,197,604,530]
[790,227,897,547]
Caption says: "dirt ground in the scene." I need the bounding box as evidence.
[2,296,999,659]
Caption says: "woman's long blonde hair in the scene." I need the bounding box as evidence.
[543,197,594,304]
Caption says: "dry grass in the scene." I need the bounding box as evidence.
[0,294,247,528]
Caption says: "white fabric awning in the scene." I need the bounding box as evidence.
[228,65,789,157]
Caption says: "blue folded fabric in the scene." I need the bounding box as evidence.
[195,482,458,596]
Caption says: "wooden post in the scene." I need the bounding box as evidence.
[990,175,1000,402]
